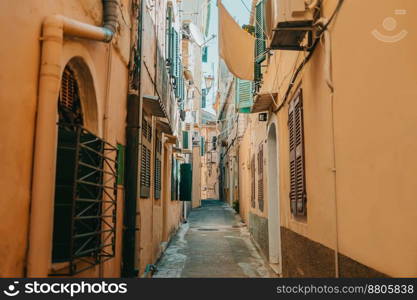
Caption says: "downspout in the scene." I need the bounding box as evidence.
[122,0,144,278]
[27,1,118,277]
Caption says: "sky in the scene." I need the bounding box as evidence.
[202,0,252,115]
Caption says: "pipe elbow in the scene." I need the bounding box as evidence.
[42,15,64,38]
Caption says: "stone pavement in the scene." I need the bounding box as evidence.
[153,200,276,278]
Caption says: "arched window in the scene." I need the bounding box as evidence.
[51,63,118,275]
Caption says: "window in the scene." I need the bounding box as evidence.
[254,0,266,90]
[257,143,264,211]
[288,89,307,216]
[200,136,205,156]
[154,133,162,200]
[52,65,117,275]
[183,130,189,149]
[140,116,152,198]
[251,155,256,208]
[171,156,179,200]
[117,144,125,185]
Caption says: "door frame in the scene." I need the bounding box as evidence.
[267,120,282,274]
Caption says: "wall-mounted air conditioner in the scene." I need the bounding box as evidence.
[269,0,317,51]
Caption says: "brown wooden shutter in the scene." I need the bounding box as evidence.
[257,143,264,211]
[251,155,256,208]
[154,133,162,200]
[288,90,307,216]
[140,145,150,198]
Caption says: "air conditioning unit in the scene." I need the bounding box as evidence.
[270,0,316,51]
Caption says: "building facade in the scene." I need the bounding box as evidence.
[219,0,417,277]
[0,0,209,278]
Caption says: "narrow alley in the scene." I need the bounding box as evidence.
[0,0,416,282]
[154,200,274,278]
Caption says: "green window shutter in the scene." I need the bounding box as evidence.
[154,158,161,199]
[183,131,189,149]
[255,0,266,64]
[201,88,207,108]
[200,137,205,156]
[179,163,192,201]
[235,79,253,113]
[117,144,125,185]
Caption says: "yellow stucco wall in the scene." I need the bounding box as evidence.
[242,0,417,276]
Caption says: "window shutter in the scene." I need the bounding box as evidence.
[235,79,253,113]
[257,143,264,211]
[251,155,256,208]
[166,6,173,61]
[200,137,205,156]
[172,29,180,85]
[201,88,207,108]
[182,130,189,149]
[171,156,176,200]
[288,90,307,216]
[140,145,151,198]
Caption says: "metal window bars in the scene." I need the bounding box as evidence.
[51,123,118,276]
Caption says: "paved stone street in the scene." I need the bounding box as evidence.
[153,200,276,278]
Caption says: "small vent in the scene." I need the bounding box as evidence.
[59,66,83,125]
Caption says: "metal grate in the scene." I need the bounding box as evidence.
[51,124,118,275]
[59,66,83,125]
[288,90,307,216]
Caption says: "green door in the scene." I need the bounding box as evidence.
[180,163,192,202]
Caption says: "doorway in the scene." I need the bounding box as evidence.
[267,123,282,274]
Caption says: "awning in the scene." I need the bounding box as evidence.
[143,95,167,118]
[251,92,278,113]
[165,134,178,145]
[156,119,173,135]
[218,1,255,81]
[189,23,205,47]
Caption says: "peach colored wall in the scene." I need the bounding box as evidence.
[246,0,417,277]
[136,0,184,275]
[200,125,219,200]
[0,0,131,277]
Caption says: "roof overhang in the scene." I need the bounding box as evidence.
[143,95,167,118]
[156,119,173,135]
[251,92,278,113]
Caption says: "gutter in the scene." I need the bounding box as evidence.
[122,0,144,278]
[27,1,118,277]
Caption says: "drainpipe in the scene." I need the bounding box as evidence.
[27,2,118,277]
[122,0,144,278]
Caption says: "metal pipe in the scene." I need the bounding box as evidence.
[27,2,118,277]
[122,0,144,278]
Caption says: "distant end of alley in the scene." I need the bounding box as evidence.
[153,200,276,278]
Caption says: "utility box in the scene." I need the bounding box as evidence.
[269,0,315,51]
